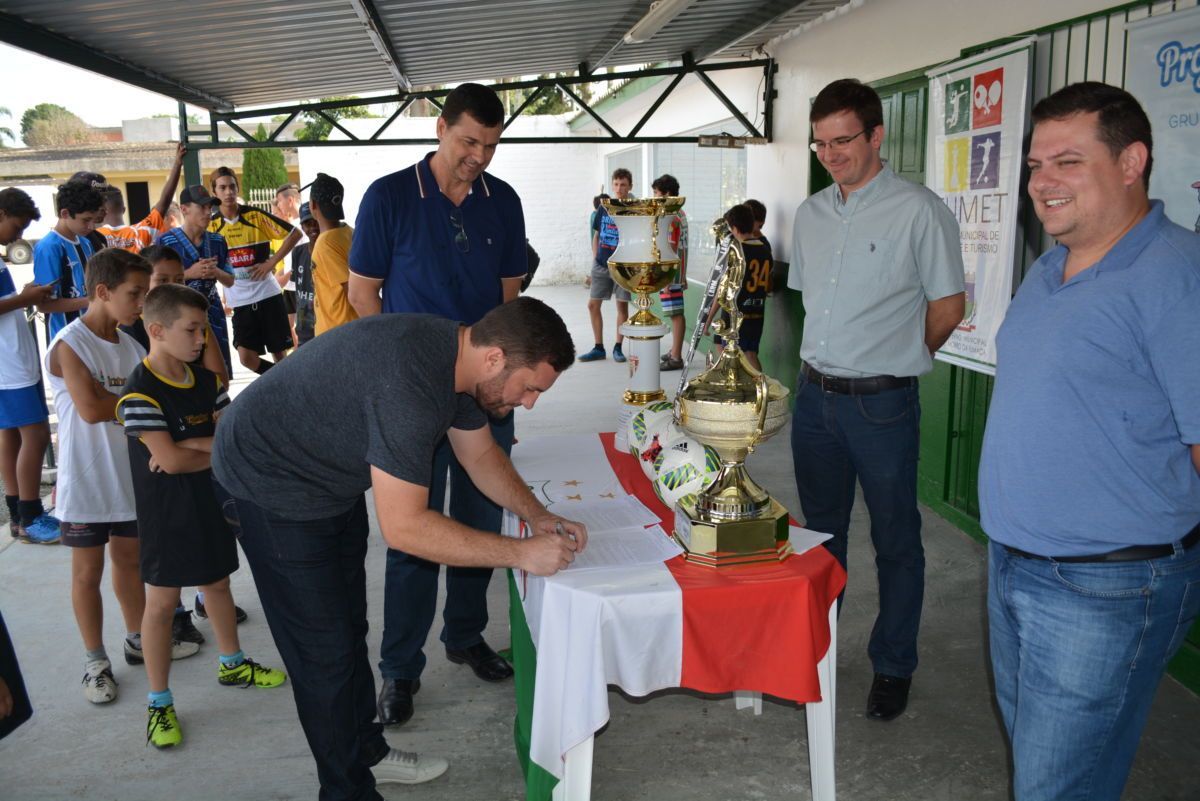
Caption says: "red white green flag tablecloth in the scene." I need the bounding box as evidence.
[507,433,847,800]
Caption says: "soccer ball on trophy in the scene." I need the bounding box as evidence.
[637,420,687,481]
[627,400,675,457]
[652,437,721,508]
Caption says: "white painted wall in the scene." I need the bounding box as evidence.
[298,115,601,284]
[578,0,1133,262]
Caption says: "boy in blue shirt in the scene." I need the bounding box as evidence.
[33,181,106,340]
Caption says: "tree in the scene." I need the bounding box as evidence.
[0,107,13,147]
[20,103,98,147]
[501,74,591,118]
[296,96,374,141]
[241,124,288,193]
[21,103,70,140]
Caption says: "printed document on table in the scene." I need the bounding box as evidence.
[553,495,662,534]
[567,525,683,571]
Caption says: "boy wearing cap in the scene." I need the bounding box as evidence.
[158,185,235,379]
[309,173,358,336]
[290,203,319,346]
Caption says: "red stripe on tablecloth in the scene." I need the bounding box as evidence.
[599,432,846,703]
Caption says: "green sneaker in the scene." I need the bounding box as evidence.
[218,657,287,688]
[147,704,182,749]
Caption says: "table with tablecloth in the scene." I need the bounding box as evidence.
[505,432,846,801]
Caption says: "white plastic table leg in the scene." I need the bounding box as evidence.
[553,735,595,801]
[734,690,763,715]
[805,602,838,801]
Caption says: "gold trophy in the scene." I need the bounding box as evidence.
[604,196,685,450]
[671,219,792,567]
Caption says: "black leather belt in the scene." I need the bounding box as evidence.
[1004,521,1200,564]
[802,362,916,395]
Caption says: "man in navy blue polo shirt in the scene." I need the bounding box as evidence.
[980,82,1200,801]
[348,83,527,728]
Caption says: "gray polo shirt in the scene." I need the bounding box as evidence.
[788,165,964,378]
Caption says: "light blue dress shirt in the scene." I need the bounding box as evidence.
[979,202,1200,555]
[788,165,964,377]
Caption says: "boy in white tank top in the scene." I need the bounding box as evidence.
[44,249,200,705]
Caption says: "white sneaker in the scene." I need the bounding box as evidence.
[372,747,448,785]
[171,639,201,660]
[82,658,118,704]
[124,637,201,665]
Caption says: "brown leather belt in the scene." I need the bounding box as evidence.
[802,362,916,395]
[1004,522,1200,564]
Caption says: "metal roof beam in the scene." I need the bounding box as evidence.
[0,11,233,111]
[690,0,808,63]
[346,0,413,93]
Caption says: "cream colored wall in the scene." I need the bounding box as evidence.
[583,0,1154,262]
[751,0,1146,261]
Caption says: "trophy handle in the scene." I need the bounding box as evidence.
[747,372,768,453]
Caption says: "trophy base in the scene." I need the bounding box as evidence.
[624,388,666,405]
[672,496,792,568]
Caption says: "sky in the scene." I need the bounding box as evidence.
[0,43,192,145]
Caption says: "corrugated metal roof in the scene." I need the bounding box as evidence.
[0,1,853,111]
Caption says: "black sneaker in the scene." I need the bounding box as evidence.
[173,609,205,645]
[194,597,248,624]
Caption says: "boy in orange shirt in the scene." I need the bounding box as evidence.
[308,173,358,335]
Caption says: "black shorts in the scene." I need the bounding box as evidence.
[231,293,293,355]
[61,520,138,548]
[139,477,240,588]
[281,289,297,315]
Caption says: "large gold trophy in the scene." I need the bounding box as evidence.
[671,219,792,567]
[603,196,685,450]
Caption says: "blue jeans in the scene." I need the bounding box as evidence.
[207,305,233,379]
[236,495,389,801]
[790,375,923,677]
[988,538,1200,801]
[379,413,515,680]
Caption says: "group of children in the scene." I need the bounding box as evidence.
[577,167,773,370]
[1,181,287,750]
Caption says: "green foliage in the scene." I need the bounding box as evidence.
[241,124,288,192]
[501,74,591,117]
[0,106,12,147]
[20,103,72,141]
[296,97,374,141]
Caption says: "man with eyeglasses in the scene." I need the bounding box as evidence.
[788,78,965,723]
[348,83,527,730]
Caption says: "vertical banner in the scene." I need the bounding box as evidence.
[927,40,1033,375]
[1126,5,1200,234]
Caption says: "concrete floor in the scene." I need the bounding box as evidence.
[0,284,1196,801]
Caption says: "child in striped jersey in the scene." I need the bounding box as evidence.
[117,283,286,749]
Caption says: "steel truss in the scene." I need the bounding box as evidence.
[181,58,778,150]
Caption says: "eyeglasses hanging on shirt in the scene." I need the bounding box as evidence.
[449,209,469,254]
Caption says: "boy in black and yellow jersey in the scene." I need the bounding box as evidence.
[708,203,772,372]
[117,284,286,749]
[208,167,300,375]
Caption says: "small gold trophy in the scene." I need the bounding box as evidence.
[671,219,792,567]
[604,196,685,449]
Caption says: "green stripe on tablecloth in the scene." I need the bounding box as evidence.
[509,570,559,801]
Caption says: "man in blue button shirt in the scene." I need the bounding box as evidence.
[788,79,965,722]
[347,83,527,728]
[980,82,1200,801]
